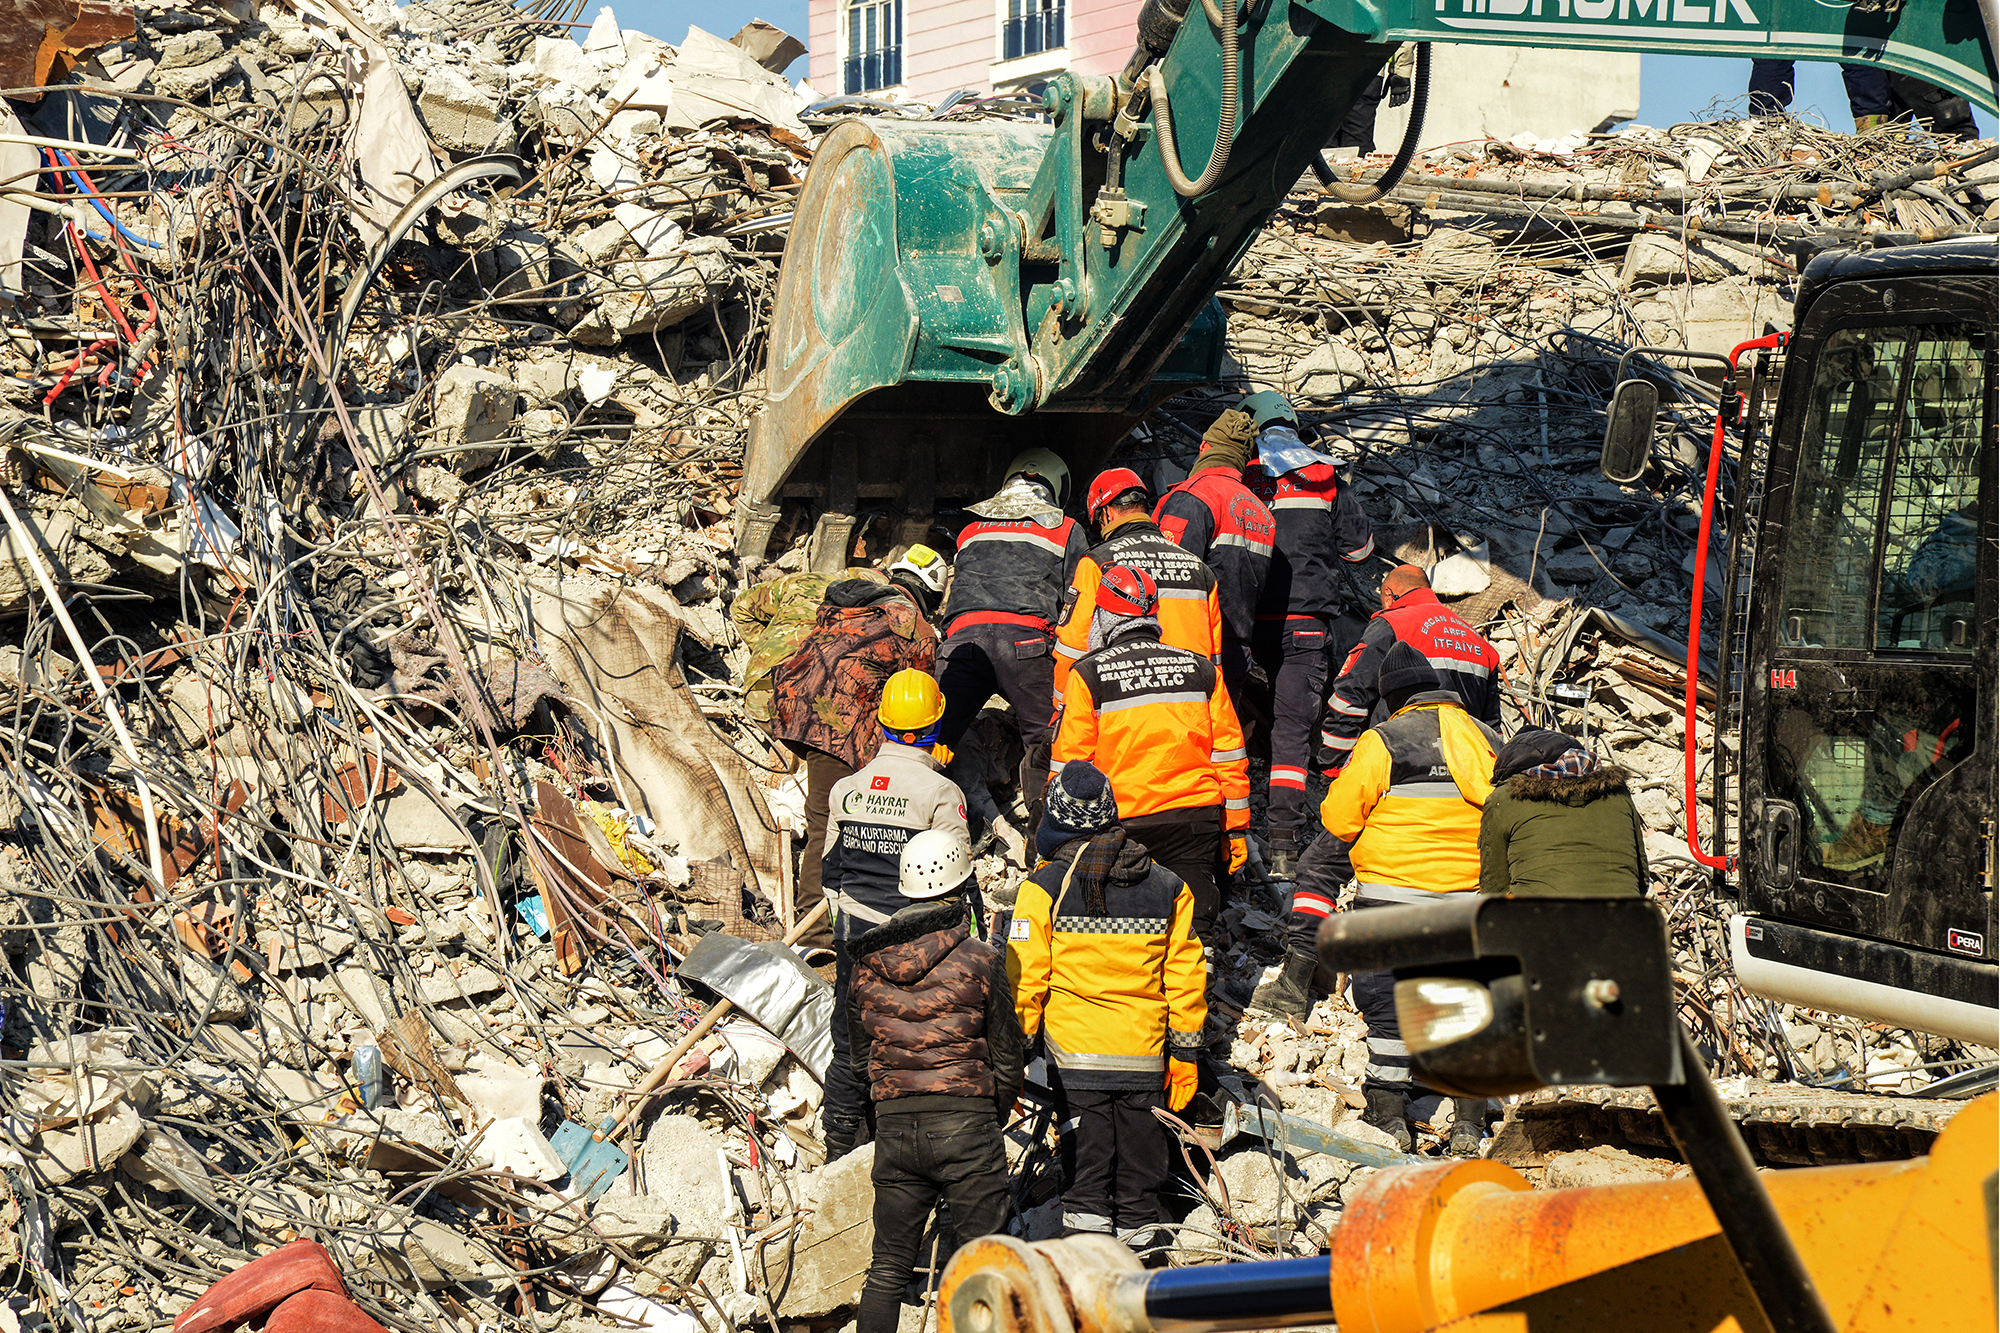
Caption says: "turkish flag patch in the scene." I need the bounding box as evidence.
[870,775,890,791]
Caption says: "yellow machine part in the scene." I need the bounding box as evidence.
[1331,1092,1997,1333]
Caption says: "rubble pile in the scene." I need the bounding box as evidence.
[0,2,1991,1320]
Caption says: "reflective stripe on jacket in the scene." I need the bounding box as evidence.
[1320,692,1498,893]
[1244,459,1375,620]
[823,741,969,940]
[942,515,1089,630]
[1052,624,1250,831]
[1053,517,1223,693]
[1007,841,1207,1090]
[1153,466,1274,645]
[1323,588,1503,763]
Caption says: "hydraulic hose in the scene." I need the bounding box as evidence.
[1312,41,1430,202]
[1145,0,1239,199]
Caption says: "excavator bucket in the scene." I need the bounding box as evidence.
[736,115,1223,559]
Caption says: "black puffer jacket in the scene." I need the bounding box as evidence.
[848,900,1026,1117]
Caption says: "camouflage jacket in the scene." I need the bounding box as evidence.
[770,580,937,769]
[732,568,882,723]
[849,899,1025,1111]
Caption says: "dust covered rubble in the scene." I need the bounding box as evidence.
[0,13,1992,1325]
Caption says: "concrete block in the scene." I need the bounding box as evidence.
[1285,339,1370,397]
[568,243,733,345]
[776,1143,876,1318]
[1541,1145,1680,1190]
[430,364,518,474]
[418,65,518,156]
[591,1191,679,1254]
[529,35,601,91]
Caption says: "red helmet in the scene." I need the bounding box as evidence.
[1085,467,1149,522]
[1096,563,1158,618]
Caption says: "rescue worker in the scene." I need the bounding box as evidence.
[1319,563,1503,771]
[1238,391,1376,879]
[1054,467,1224,693]
[820,670,970,1158]
[1009,761,1206,1255]
[1317,643,1497,1155]
[731,563,882,724]
[849,830,1023,1333]
[771,549,950,953]
[1049,564,1250,945]
[1256,566,1502,1020]
[936,450,1090,842]
[1327,42,1414,155]
[1154,410,1275,739]
[1748,59,1978,138]
[1480,729,1648,899]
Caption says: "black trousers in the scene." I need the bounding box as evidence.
[859,1107,1010,1333]
[1347,897,1414,1097]
[823,942,874,1155]
[937,623,1056,833]
[1124,805,1223,946]
[787,744,851,953]
[1284,832,1353,956]
[1056,1084,1168,1241]
[1253,616,1341,840]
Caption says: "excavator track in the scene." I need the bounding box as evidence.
[1490,1082,1964,1168]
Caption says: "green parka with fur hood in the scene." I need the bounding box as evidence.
[1478,729,1648,898]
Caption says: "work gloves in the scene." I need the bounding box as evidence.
[1201,409,1256,451]
[1166,1056,1198,1112]
[1225,833,1248,876]
[1386,74,1412,108]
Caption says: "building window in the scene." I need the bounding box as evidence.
[844,0,901,93]
[1003,0,1063,60]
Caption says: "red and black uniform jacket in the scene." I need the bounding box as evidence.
[1153,465,1275,646]
[1244,459,1375,623]
[849,899,1026,1118]
[1322,586,1503,767]
[941,514,1089,635]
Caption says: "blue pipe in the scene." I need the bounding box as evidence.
[51,149,163,249]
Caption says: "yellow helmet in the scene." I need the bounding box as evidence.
[879,669,946,735]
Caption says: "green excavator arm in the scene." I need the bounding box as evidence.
[737,0,1995,558]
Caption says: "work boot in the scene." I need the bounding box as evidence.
[1267,834,1297,881]
[1361,1086,1412,1152]
[1447,1097,1486,1158]
[1853,113,1889,133]
[1248,949,1316,1021]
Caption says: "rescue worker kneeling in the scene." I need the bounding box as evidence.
[1319,643,1497,1156]
[849,830,1023,1333]
[1009,761,1206,1257]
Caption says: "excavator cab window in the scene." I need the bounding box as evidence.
[1751,292,1994,953]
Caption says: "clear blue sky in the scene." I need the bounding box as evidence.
[602,3,1994,136]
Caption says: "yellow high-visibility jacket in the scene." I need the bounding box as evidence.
[1321,692,1498,895]
[1007,836,1208,1088]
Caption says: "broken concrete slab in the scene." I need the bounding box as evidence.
[775,1143,875,1318]
[430,363,519,474]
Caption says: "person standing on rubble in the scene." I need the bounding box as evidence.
[849,829,1024,1333]
[1237,391,1377,881]
[771,547,950,957]
[1318,563,1502,771]
[1009,761,1206,1256]
[819,669,971,1159]
[1317,643,1497,1156]
[1479,728,1648,899]
[1049,564,1249,946]
[1154,410,1276,748]
[1747,60,1979,139]
[1053,468,1225,695]
[1257,565,1502,1020]
[732,563,886,724]
[935,450,1091,849]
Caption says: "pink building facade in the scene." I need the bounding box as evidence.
[808,0,1141,105]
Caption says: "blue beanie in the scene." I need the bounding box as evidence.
[1037,761,1119,860]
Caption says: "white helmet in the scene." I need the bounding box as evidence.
[1003,448,1072,509]
[885,543,948,598]
[899,829,974,900]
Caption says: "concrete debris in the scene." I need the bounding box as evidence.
[0,3,1987,1321]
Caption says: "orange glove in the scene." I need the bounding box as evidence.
[1166,1058,1198,1112]
[1226,833,1248,876]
